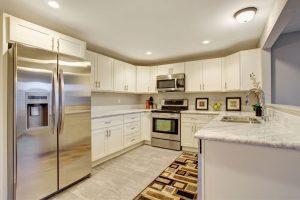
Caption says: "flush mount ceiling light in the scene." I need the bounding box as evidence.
[202,40,211,44]
[234,7,257,23]
[146,51,152,55]
[48,0,60,9]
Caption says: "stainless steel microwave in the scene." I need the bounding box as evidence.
[156,73,185,92]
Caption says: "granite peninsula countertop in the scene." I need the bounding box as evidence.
[194,111,300,151]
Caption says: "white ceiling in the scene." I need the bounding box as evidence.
[283,10,300,34]
[4,0,275,65]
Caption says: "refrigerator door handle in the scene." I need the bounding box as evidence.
[58,69,65,134]
[52,71,59,134]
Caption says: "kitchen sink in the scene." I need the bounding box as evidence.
[221,116,261,124]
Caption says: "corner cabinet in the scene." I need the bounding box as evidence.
[240,49,262,90]
[7,15,86,59]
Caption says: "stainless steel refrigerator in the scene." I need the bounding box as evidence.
[7,43,91,200]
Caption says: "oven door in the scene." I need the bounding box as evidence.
[152,114,180,141]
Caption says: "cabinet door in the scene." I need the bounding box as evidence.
[9,16,54,51]
[136,66,150,93]
[149,66,158,93]
[203,58,222,91]
[157,64,172,75]
[57,34,86,58]
[171,63,185,74]
[98,54,114,91]
[222,52,241,91]
[181,123,195,147]
[86,50,98,90]
[113,60,126,92]
[141,112,151,141]
[185,61,202,92]
[125,64,137,92]
[240,49,262,90]
[107,125,123,154]
[92,128,107,161]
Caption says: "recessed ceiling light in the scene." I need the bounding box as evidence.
[48,0,60,9]
[234,7,257,23]
[146,51,152,55]
[202,40,211,44]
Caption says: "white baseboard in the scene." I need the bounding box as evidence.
[92,141,144,167]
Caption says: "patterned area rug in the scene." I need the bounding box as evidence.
[134,152,198,200]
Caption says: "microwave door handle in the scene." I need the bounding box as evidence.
[58,69,65,135]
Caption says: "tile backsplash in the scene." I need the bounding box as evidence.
[140,92,257,111]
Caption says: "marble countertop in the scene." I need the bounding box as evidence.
[181,110,221,115]
[194,111,300,151]
[92,109,151,119]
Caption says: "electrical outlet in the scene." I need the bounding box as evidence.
[117,99,121,104]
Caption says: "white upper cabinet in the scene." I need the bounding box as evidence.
[124,63,137,93]
[157,64,172,75]
[9,16,54,51]
[185,61,202,92]
[149,66,158,93]
[55,33,86,58]
[86,51,114,91]
[136,66,151,93]
[222,52,241,91]
[86,50,98,90]
[7,15,86,58]
[240,49,262,90]
[113,60,126,92]
[157,63,185,75]
[113,60,136,92]
[171,63,185,74]
[97,54,114,91]
[202,58,222,91]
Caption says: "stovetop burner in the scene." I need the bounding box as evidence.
[151,99,188,113]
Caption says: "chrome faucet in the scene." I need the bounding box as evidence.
[245,73,265,116]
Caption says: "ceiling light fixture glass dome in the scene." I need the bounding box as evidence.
[234,7,257,23]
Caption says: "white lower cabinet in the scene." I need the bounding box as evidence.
[107,125,124,154]
[181,114,217,149]
[181,123,197,148]
[141,112,151,141]
[92,112,147,162]
[92,128,107,161]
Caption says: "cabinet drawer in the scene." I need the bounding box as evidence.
[124,133,140,146]
[124,122,140,135]
[124,113,140,123]
[92,115,123,130]
[181,114,217,123]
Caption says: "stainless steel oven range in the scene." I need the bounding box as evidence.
[151,99,188,150]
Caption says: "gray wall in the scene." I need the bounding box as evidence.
[271,31,300,106]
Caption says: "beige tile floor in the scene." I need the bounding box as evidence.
[51,145,182,200]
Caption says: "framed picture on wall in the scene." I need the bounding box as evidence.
[195,98,209,110]
[226,97,241,111]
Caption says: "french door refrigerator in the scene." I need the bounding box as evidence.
[7,43,91,200]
